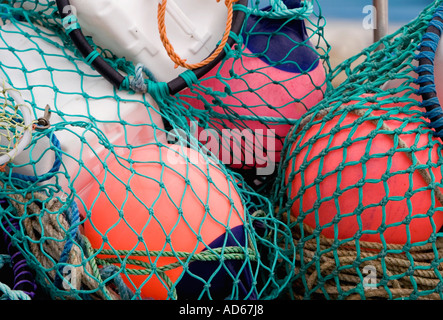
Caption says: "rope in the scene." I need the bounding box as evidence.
[95,242,258,300]
[157,0,237,70]
[96,246,257,272]
[0,281,31,300]
[285,213,443,300]
[99,265,135,300]
[244,0,314,19]
[1,184,119,300]
[416,5,443,138]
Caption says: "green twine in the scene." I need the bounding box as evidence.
[84,50,100,66]
[95,246,258,271]
[0,282,31,300]
[179,70,199,89]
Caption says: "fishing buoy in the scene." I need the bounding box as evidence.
[180,0,326,172]
[285,93,443,244]
[84,143,249,300]
[66,0,231,83]
[0,21,166,205]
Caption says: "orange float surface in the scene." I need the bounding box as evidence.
[286,94,443,244]
[84,144,245,299]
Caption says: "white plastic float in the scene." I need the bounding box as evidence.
[0,21,166,204]
[67,0,230,83]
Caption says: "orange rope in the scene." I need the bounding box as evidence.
[157,0,238,70]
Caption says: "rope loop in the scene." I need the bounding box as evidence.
[157,0,238,70]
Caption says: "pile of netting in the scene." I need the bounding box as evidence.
[273,0,443,300]
[0,0,333,300]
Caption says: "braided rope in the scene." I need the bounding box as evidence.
[1,184,118,300]
[0,281,31,300]
[94,234,258,300]
[285,213,443,300]
[157,0,237,70]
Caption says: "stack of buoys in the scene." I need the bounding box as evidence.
[0,3,255,299]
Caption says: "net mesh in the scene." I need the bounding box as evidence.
[272,0,443,300]
[0,0,332,300]
[6,0,441,301]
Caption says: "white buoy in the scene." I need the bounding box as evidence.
[0,21,166,202]
[67,0,229,83]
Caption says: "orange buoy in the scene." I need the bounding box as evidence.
[285,93,443,244]
[84,143,247,299]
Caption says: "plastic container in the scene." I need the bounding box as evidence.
[68,0,230,83]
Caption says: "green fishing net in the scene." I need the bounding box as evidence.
[0,0,335,300]
[273,0,443,300]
